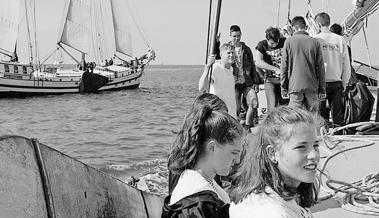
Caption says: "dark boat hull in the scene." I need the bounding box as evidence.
[0,135,163,218]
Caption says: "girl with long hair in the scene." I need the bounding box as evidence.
[167,93,228,195]
[162,95,244,218]
[230,106,320,218]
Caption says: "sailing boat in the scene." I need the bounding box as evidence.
[56,0,155,93]
[0,0,154,97]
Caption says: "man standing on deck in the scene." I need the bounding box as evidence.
[315,12,351,127]
[255,27,288,113]
[281,16,326,113]
[208,26,260,128]
[229,25,260,129]
[199,43,237,118]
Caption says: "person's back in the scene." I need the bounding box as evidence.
[282,32,323,94]
[314,15,350,88]
[281,16,325,113]
[315,12,350,127]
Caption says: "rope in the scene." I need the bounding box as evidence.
[276,0,281,27]
[362,24,373,69]
[287,0,291,24]
[321,0,329,13]
[124,0,152,49]
[205,0,213,63]
[317,122,379,215]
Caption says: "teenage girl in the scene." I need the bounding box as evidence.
[168,93,228,195]
[230,106,320,218]
[162,100,244,218]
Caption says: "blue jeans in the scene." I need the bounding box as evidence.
[265,78,289,113]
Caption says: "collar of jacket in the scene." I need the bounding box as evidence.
[162,190,224,211]
[229,41,246,50]
[294,30,309,36]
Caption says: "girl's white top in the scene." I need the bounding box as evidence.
[229,186,313,218]
[169,169,231,205]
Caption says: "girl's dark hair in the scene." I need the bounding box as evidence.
[233,106,320,208]
[191,93,228,113]
[167,93,229,194]
[168,104,243,175]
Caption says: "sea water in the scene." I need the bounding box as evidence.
[0,65,203,196]
[2,65,376,197]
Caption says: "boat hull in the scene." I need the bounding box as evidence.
[0,135,163,218]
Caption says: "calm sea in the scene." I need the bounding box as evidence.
[0,65,203,196]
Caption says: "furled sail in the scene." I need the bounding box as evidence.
[58,0,92,55]
[0,0,20,56]
[110,0,133,57]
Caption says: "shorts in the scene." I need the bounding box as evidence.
[235,84,258,108]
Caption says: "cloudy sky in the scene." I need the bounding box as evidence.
[18,0,379,65]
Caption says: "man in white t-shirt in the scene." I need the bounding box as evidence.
[199,43,237,118]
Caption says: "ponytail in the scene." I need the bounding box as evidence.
[180,106,213,169]
[168,105,243,175]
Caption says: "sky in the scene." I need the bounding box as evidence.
[15,0,379,66]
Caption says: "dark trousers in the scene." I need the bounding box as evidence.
[264,80,289,113]
[319,81,345,126]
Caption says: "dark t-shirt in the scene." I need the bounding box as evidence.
[256,37,286,83]
[256,37,286,68]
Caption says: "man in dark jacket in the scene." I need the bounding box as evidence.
[229,25,260,129]
[280,16,326,113]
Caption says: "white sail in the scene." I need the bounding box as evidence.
[0,0,20,56]
[58,0,92,55]
[110,0,133,57]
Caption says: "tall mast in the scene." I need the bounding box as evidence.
[24,0,33,65]
[32,0,40,69]
[205,0,222,92]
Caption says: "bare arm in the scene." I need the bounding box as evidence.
[255,50,280,74]
[199,55,215,92]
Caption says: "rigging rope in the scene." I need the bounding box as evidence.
[32,0,40,70]
[24,0,33,65]
[362,24,373,68]
[276,0,281,27]
[318,122,379,215]
[205,0,213,63]
[321,0,329,12]
[124,0,152,49]
[287,0,291,24]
